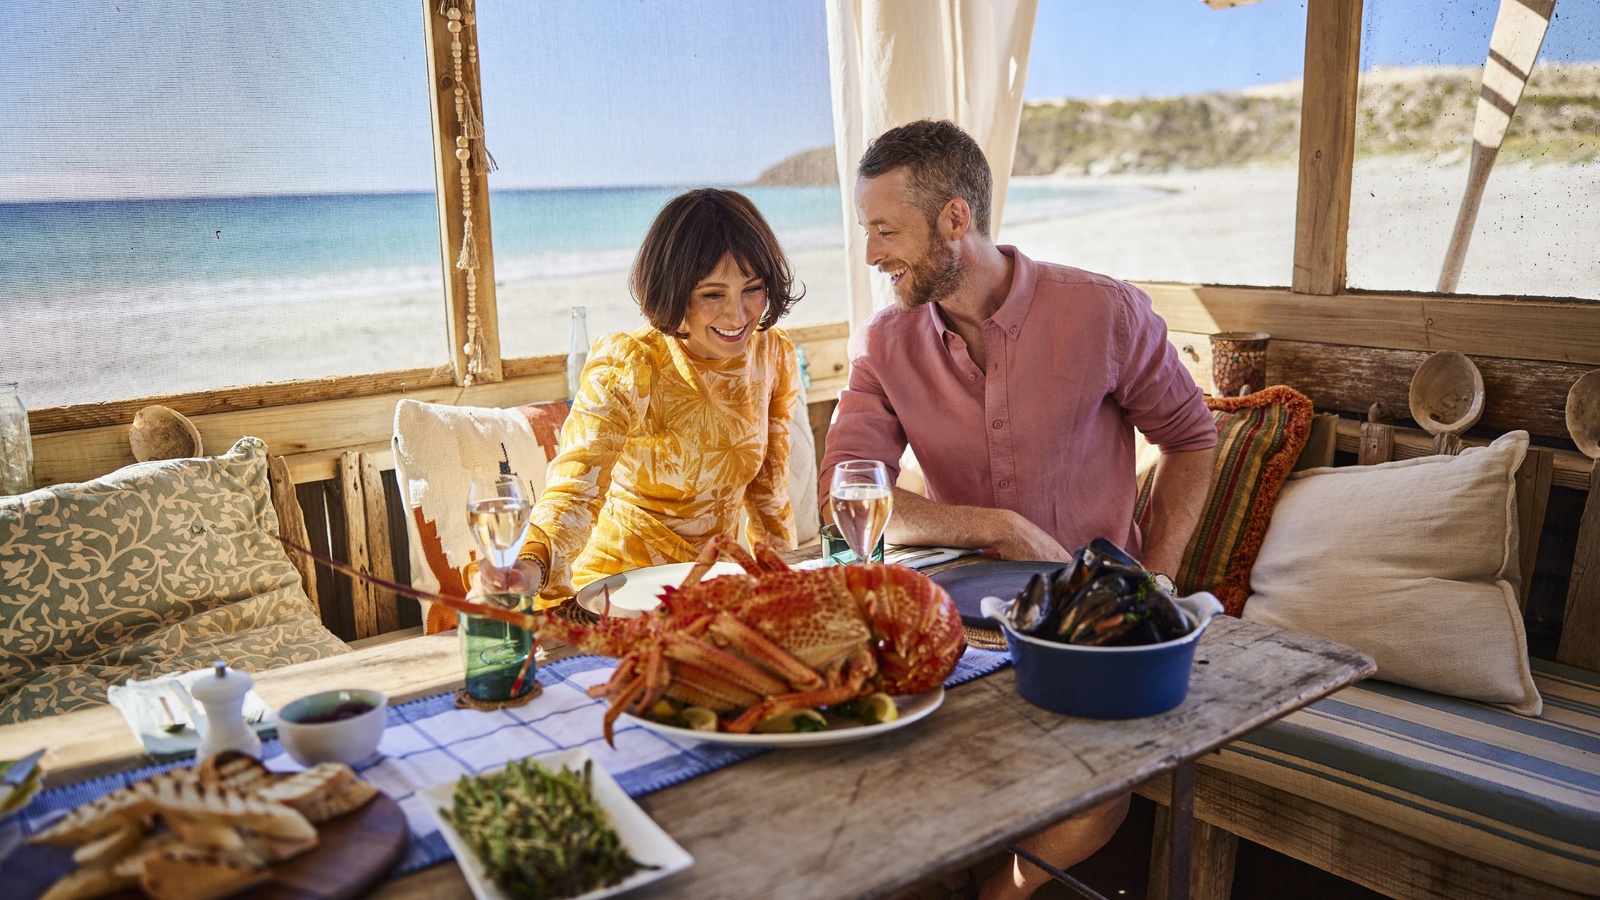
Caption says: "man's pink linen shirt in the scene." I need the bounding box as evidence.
[820,247,1216,558]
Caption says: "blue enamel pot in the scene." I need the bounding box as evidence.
[980,592,1223,719]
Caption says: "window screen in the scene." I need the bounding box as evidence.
[1007,1,1307,288]
[0,1,445,408]
[1347,0,1599,299]
[475,0,843,357]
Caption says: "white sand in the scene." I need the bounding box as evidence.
[14,160,1596,409]
[1003,160,1600,298]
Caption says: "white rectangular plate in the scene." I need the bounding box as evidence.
[421,747,693,900]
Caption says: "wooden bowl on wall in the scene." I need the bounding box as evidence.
[1567,370,1600,461]
[1408,351,1485,453]
[129,406,203,462]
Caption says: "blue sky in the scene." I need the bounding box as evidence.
[0,0,1595,200]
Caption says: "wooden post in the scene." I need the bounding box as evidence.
[1357,421,1394,467]
[1292,0,1363,295]
[1294,413,1341,471]
[360,452,402,636]
[421,0,502,386]
[1149,797,1237,900]
[268,455,318,609]
[1556,459,1600,670]
[338,451,378,640]
[1513,446,1553,612]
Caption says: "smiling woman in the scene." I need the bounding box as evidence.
[476,188,806,605]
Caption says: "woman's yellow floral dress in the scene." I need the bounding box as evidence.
[525,325,798,599]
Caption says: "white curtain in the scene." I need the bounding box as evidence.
[826,0,1038,328]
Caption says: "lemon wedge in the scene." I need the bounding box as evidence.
[753,709,828,734]
[860,693,898,725]
[649,699,678,720]
[681,707,719,732]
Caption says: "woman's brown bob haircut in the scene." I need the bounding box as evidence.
[632,188,802,337]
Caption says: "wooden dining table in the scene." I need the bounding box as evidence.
[0,555,1374,900]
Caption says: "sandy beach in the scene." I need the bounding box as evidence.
[12,160,1596,409]
[1004,160,1600,299]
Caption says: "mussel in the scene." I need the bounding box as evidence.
[999,539,1192,647]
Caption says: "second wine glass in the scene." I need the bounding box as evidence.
[830,460,893,561]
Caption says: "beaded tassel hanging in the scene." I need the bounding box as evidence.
[443,0,495,385]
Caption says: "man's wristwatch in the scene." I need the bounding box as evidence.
[1151,572,1175,593]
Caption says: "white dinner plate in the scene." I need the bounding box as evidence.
[622,687,944,748]
[421,747,694,900]
[576,561,746,619]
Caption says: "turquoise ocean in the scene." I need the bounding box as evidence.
[0,182,1157,311]
[0,182,1161,405]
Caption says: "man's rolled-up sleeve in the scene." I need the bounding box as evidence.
[1112,284,1217,453]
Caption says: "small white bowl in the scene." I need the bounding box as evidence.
[276,689,387,767]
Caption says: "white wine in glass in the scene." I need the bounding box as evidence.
[463,473,537,703]
[466,474,533,571]
[830,460,893,560]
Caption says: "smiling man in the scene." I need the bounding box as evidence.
[818,120,1218,900]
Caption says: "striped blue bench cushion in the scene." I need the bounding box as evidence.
[1205,658,1600,895]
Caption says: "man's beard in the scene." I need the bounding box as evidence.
[898,234,964,309]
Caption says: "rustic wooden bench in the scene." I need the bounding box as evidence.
[1135,414,1600,900]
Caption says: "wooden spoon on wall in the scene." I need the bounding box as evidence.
[1408,350,1485,456]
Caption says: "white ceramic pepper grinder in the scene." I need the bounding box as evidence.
[189,660,261,759]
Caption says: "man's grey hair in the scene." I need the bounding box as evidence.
[857,119,993,237]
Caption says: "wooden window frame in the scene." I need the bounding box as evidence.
[27,0,1598,446]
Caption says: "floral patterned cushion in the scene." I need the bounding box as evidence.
[0,437,349,724]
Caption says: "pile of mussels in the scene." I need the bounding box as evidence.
[993,538,1193,646]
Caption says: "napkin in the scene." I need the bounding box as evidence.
[107,669,277,760]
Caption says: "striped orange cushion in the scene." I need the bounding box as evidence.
[1136,386,1313,617]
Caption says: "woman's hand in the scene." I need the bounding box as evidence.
[468,559,545,599]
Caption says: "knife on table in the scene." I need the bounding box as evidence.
[0,748,44,809]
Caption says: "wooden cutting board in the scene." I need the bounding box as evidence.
[3,790,408,900]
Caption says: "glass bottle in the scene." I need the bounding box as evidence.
[567,306,589,399]
[0,382,35,496]
[795,345,812,390]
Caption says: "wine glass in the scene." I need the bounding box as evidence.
[463,473,537,703]
[830,460,893,561]
[466,474,533,578]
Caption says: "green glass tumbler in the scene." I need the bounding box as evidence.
[820,523,886,566]
[460,592,536,703]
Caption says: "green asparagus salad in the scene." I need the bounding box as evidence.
[444,758,653,898]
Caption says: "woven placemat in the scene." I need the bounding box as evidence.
[454,679,543,711]
[962,623,1007,652]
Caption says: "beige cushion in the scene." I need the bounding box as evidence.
[0,437,349,724]
[786,379,821,545]
[1244,430,1540,716]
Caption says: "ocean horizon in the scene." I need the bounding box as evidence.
[0,180,1170,406]
[0,181,1161,311]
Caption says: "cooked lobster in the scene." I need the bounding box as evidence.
[539,536,965,741]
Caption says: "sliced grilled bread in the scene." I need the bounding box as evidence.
[138,846,272,900]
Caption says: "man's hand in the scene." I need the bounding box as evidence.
[989,510,1073,562]
[468,559,543,599]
